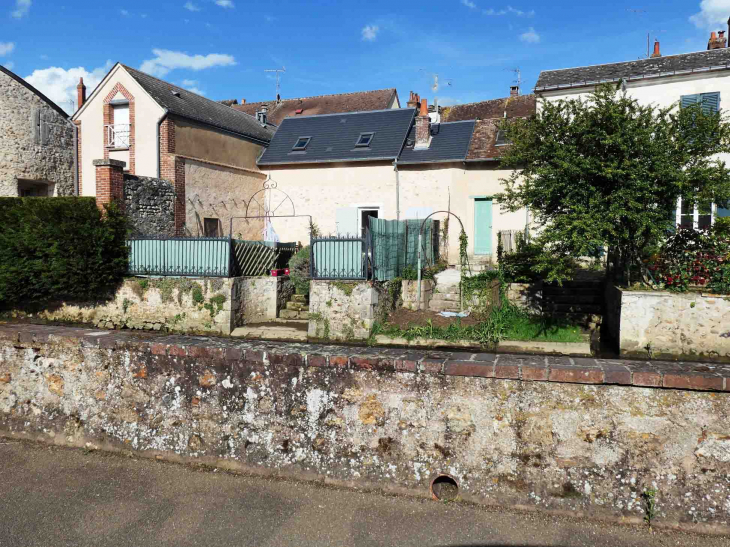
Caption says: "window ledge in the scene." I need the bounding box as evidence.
[107,147,130,152]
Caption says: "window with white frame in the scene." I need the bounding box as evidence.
[676,196,715,230]
[107,103,130,148]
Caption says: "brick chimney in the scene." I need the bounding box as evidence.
[93,159,125,211]
[407,91,420,109]
[414,98,431,150]
[651,40,662,58]
[708,31,727,50]
[510,85,519,97]
[77,78,86,109]
[241,98,246,104]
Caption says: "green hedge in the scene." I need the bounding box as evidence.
[0,197,129,308]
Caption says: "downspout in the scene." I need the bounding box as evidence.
[393,158,400,221]
[71,122,79,196]
[156,109,169,178]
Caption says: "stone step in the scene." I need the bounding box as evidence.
[428,301,462,313]
[431,292,461,303]
[286,302,309,311]
[291,294,308,304]
[280,310,310,320]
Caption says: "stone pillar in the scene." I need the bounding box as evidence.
[93,159,125,210]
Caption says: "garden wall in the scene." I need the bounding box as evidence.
[606,285,730,361]
[506,282,543,312]
[308,280,381,341]
[2,324,730,533]
[401,280,434,310]
[235,276,286,324]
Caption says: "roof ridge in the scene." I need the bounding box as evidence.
[0,64,70,118]
[121,64,262,124]
[539,48,730,75]
[443,94,535,109]
[238,88,397,106]
[278,107,415,121]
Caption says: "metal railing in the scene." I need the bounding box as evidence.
[310,231,372,280]
[127,236,233,277]
[232,240,299,277]
[106,123,130,148]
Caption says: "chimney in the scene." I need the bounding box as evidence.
[510,85,520,97]
[651,40,661,58]
[407,91,420,109]
[77,78,87,109]
[414,98,431,150]
[241,98,246,104]
[256,104,268,126]
[708,31,727,50]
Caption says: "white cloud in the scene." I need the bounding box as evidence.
[184,1,200,11]
[520,27,540,43]
[11,0,31,19]
[3,61,15,71]
[24,61,113,113]
[690,0,730,29]
[484,8,506,15]
[140,49,236,78]
[0,42,15,56]
[461,0,477,8]
[120,9,129,16]
[361,25,380,41]
[483,5,534,16]
[181,80,205,95]
[215,0,234,7]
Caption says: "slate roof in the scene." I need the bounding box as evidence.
[440,94,536,122]
[122,65,273,144]
[535,48,730,91]
[0,65,69,118]
[234,89,399,126]
[397,120,475,164]
[257,108,416,165]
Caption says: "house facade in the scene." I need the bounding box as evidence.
[72,63,274,237]
[0,65,76,197]
[256,90,535,264]
[535,38,730,223]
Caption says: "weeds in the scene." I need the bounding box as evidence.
[642,489,658,529]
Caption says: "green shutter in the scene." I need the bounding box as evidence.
[718,207,730,218]
[681,94,700,109]
[701,92,721,115]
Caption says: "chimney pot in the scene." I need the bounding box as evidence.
[708,30,727,50]
[76,77,87,109]
[510,85,519,97]
[419,98,428,117]
[407,90,419,109]
[651,40,661,58]
[241,98,246,104]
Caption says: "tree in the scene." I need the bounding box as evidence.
[497,83,730,284]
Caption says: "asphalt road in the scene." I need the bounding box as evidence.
[0,439,726,547]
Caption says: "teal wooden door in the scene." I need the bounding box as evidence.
[474,199,493,255]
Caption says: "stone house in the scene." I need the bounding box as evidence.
[535,36,730,222]
[256,88,535,265]
[0,65,77,197]
[71,63,274,237]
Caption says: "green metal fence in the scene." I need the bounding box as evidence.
[232,240,298,276]
[311,233,370,280]
[127,237,232,277]
[369,218,440,281]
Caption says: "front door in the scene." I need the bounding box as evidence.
[474,198,493,255]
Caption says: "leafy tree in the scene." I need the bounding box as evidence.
[497,83,730,284]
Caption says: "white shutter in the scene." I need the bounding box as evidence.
[335,207,358,236]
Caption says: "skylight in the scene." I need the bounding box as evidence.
[355,132,374,148]
[495,129,511,146]
[292,136,311,151]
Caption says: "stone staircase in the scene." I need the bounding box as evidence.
[279,294,310,320]
[428,269,463,313]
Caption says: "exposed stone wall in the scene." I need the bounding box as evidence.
[235,276,280,324]
[308,280,380,341]
[607,287,730,361]
[123,175,176,236]
[506,282,543,312]
[401,280,433,310]
[13,278,242,335]
[0,69,75,196]
[2,324,730,532]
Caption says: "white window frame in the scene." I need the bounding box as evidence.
[357,206,380,235]
[676,197,716,229]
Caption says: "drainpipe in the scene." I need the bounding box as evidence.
[156,109,169,178]
[71,122,79,196]
[393,158,400,221]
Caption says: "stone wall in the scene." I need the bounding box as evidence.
[401,280,434,310]
[235,276,281,324]
[506,282,543,312]
[308,281,380,341]
[0,69,75,197]
[123,175,175,237]
[15,278,242,335]
[606,286,730,361]
[2,324,730,532]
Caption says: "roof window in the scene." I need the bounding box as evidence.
[292,136,311,151]
[355,132,374,148]
[495,129,511,146]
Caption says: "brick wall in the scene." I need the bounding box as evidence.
[93,159,124,209]
[159,117,186,235]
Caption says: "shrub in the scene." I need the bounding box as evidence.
[401,262,447,281]
[288,246,311,295]
[0,197,128,308]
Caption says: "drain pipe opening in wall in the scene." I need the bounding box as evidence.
[430,474,459,501]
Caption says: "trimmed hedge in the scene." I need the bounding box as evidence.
[0,197,129,308]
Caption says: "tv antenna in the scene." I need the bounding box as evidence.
[646,30,667,57]
[505,67,522,88]
[264,66,286,101]
[418,69,452,106]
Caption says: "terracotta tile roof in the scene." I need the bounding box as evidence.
[233,88,399,126]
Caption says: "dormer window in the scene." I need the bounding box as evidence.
[495,129,511,146]
[292,136,311,151]
[355,132,375,148]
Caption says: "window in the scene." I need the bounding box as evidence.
[204,218,220,237]
[495,129,511,146]
[292,136,311,151]
[677,197,714,230]
[358,208,379,238]
[355,132,374,148]
[107,104,130,149]
[680,92,720,115]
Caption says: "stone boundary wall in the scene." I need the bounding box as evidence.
[236,276,282,324]
[401,280,434,310]
[2,324,730,533]
[308,281,381,341]
[506,282,543,312]
[123,175,175,237]
[606,286,730,362]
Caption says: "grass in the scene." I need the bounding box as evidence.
[503,314,584,343]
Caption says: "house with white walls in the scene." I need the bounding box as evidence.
[534,34,730,223]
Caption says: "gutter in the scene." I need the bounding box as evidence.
[156,109,169,178]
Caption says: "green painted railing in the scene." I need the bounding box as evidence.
[127,237,232,277]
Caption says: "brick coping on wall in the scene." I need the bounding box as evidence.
[2,323,730,393]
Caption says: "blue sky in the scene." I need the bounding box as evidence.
[1,0,728,114]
